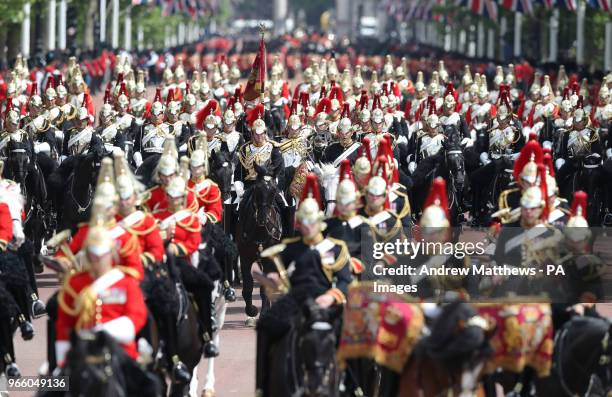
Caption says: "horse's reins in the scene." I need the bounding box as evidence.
[70,174,93,214]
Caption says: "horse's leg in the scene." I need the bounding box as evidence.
[240,248,258,319]
[188,365,199,397]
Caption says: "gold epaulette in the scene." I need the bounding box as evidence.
[117,265,141,279]
[57,272,82,317]
[392,189,412,219]
[177,213,201,233]
[123,217,158,236]
[325,238,351,272]
[498,187,520,211]
[119,233,140,257]
[281,236,301,245]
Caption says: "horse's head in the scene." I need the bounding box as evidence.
[313,163,338,213]
[210,150,233,201]
[66,330,128,397]
[253,164,279,226]
[423,300,495,396]
[444,141,465,190]
[297,299,339,396]
[7,134,31,184]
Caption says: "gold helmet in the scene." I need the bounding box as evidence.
[494,66,504,87]
[94,157,118,209]
[513,138,543,186]
[420,178,450,228]
[165,157,189,199]
[336,159,359,206]
[353,65,364,90]
[556,65,568,95]
[84,223,115,257]
[189,136,209,175]
[540,75,554,99]
[428,71,440,96]
[353,138,372,183]
[113,149,144,200]
[438,61,448,83]
[462,65,473,88]
[565,191,591,242]
[296,173,324,225]
[367,155,389,197]
[520,164,547,210]
[155,138,179,178]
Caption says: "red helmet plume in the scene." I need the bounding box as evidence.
[320,85,327,98]
[359,90,369,110]
[512,139,543,182]
[570,191,587,218]
[543,151,555,178]
[46,76,55,90]
[153,87,162,103]
[246,103,265,127]
[30,82,38,96]
[166,88,175,105]
[358,137,373,165]
[315,97,332,115]
[290,99,299,116]
[300,173,322,208]
[195,100,219,130]
[371,94,382,111]
[299,91,310,110]
[341,103,350,118]
[422,177,450,219]
[538,164,549,220]
[338,159,355,184]
[329,86,344,104]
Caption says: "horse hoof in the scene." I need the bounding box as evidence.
[203,341,220,358]
[246,304,259,317]
[245,317,257,327]
[224,287,237,302]
[20,321,34,341]
[201,389,215,397]
[32,300,47,318]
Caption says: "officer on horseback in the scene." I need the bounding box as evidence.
[112,150,192,382]
[324,159,366,277]
[154,158,220,360]
[133,88,169,168]
[321,104,361,165]
[0,174,33,377]
[255,173,352,397]
[555,97,602,205]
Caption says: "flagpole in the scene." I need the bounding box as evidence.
[576,0,585,67]
[260,23,266,104]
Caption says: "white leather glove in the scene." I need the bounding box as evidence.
[10,220,25,249]
[179,143,187,152]
[34,142,51,154]
[479,152,490,165]
[555,158,566,170]
[408,162,417,174]
[606,148,612,159]
[133,151,143,168]
[542,141,552,150]
[234,180,245,198]
[59,155,67,163]
[55,130,64,140]
[461,137,473,147]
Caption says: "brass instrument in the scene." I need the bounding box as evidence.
[260,243,290,295]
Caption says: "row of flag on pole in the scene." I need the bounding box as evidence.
[383,0,609,23]
[131,0,218,19]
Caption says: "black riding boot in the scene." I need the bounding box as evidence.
[0,319,19,377]
[192,288,219,358]
[159,312,190,383]
[46,293,58,372]
[8,286,34,340]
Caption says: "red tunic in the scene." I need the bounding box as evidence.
[155,209,201,263]
[116,211,164,266]
[187,178,223,223]
[144,185,199,215]
[55,268,147,364]
[55,223,144,281]
[0,203,13,250]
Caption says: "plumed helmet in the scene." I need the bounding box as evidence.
[420,178,450,228]
[296,173,324,225]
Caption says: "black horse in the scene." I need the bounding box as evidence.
[49,152,101,232]
[536,316,612,397]
[267,300,341,397]
[558,155,604,226]
[236,165,283,320]
[37,330,162,397]
[411,126,467,225]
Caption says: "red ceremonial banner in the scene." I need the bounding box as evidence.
[244,35,266,101]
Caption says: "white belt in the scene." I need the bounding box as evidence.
[144,147,164,153]
[447,150,462,155]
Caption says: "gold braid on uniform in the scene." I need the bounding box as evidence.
[57,275,79,317]
[178,214,201,233]
[119,234,140,257]
[321,238,350,282]
[392,189,411,219]
[74,285,98,330]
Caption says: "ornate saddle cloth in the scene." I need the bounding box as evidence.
[337,282,424,373]
[475,302,553,377]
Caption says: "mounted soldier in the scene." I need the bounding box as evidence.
[133,88,169,168]
[255,173,351,397]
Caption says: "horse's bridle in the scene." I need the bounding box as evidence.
[556,320,612,396]
[70,174,93,214]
